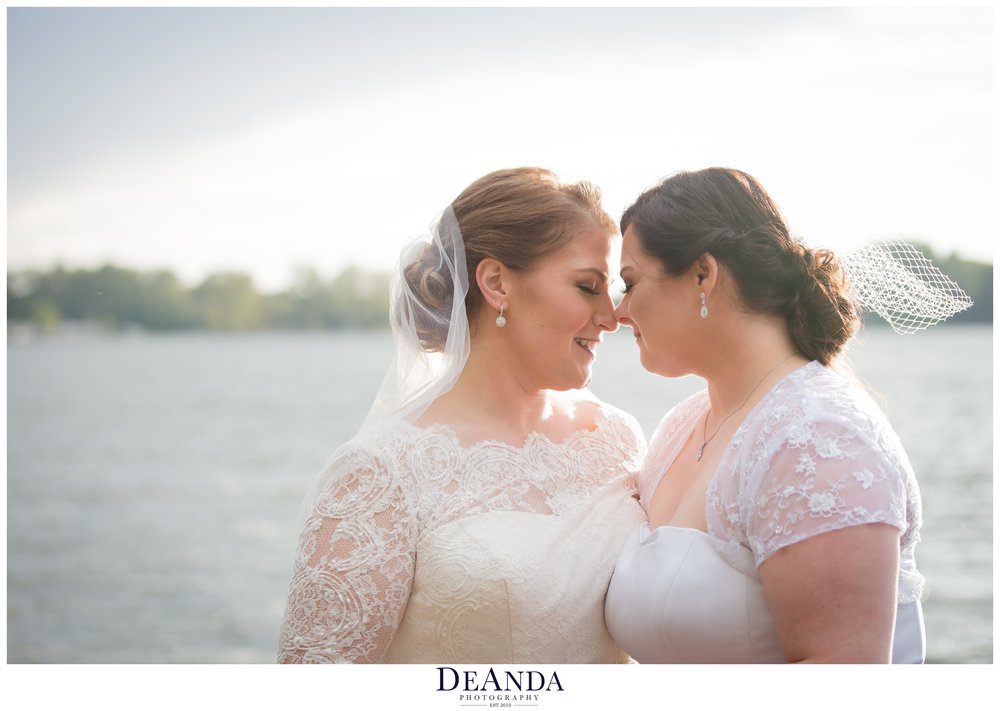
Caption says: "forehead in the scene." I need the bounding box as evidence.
[542,227,615,267]
[619,225,643,267]
[620,225,668,279]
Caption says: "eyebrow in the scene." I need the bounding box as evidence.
[573,267,609,282]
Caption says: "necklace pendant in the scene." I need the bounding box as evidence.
[695,443,705,461]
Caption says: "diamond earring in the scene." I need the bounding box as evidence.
[700,292,709,319]
[496,304,507,328]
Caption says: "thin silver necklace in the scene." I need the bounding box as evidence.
[695,353,796,462]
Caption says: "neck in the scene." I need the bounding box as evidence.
[419,331,554,437]
[701,312,806,417]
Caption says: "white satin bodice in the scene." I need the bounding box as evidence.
[607,522,925,663]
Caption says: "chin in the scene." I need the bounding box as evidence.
[652,363,687,379]
[638,352,676,379]
[549,370,590,392]
[637,349,656,374]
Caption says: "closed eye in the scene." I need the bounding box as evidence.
[578,284,599,295]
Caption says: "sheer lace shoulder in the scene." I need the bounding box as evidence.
[637,391,707,504]
[707,362,924,601]
[279,398,646,663]
[592,399,648,479]
[650,390,708,445]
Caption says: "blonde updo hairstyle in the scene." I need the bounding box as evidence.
[404,168,616,351]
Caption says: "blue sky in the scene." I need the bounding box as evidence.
[6,6,994,291]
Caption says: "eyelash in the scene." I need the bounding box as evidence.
[622,283,635,294]
[578,285,599,295]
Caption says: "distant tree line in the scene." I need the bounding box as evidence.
[904,248,992,326]
[7,265,391,332]
[5,244,993,333]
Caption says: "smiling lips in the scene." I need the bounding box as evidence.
[574,337,599,356]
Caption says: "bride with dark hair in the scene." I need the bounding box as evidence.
[605,167,969,664]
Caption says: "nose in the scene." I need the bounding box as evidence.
[595,291,618,333]
[614,296,632,328]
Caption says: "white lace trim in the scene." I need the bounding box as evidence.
[278,403,646,663]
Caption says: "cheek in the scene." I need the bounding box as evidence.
[572,298,595,325]
[629,291,652,324]
[545,295,590,330]
[522,306,572,347]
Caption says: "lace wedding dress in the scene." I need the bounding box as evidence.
[278,402,647,663]
[605,362,926,663]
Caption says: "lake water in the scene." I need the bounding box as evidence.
[6,325,993,663]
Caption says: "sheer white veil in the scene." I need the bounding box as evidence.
[362,205,471,428]
[297,207,470,522]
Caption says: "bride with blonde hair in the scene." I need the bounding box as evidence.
[279,167,645,663]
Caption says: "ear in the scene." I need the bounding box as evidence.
[475,258,509,311]
[693,253,720,295]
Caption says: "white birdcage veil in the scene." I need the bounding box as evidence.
[841,241,973,334]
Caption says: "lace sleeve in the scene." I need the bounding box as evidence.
[278,442,417,663]
[745,413,909,568]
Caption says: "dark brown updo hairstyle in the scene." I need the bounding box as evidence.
[404,167,616,351]
[621,168,860,365]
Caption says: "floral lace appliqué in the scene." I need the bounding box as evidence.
[278,404,646,663]
[696,363,924,604]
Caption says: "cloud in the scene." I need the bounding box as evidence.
[7,7,993,291]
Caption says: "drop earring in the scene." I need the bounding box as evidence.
[700,292,709,319]
[496,304,507,328]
